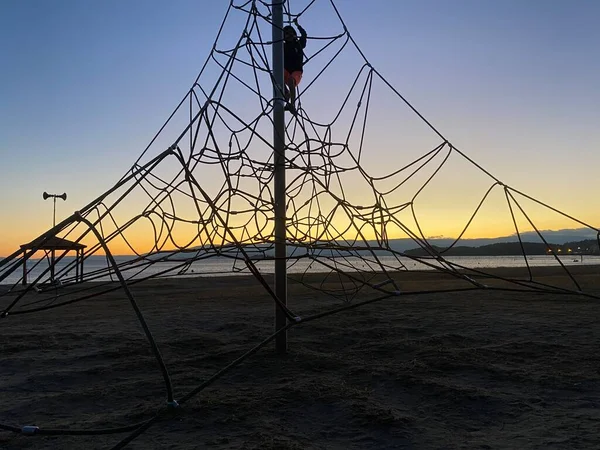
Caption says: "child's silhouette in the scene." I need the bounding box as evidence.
[283,19,306,115]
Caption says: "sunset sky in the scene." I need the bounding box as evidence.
[1,0,599,257]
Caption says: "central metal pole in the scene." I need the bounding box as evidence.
[272,1,287,353]
[52,197,56,283]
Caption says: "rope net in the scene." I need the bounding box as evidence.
[1,0,598,447]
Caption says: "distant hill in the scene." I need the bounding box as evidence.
[377,228,599,253]
[404,239,599,257]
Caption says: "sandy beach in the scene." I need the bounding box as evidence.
[1,265,599,449]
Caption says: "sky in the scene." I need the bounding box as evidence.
[1,0,599,257]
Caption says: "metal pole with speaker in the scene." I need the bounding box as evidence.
[43,191,67,228]
[42,192,67,283]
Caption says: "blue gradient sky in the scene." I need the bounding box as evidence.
[1,0,599,256]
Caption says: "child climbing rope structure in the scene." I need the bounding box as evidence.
[283,18,306,114]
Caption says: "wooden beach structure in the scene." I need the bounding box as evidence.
[20,236,86,285]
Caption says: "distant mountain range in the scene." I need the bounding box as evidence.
[379,228,599,253]
[404,240,599,257]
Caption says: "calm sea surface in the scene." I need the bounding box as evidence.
[1,254,598,286]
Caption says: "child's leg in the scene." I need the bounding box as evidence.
[283,70,301,114]
[283,83,290,101]
[286,78,296,106]
[283,70,291,101]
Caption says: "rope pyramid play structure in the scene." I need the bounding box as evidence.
[1,0,599,447]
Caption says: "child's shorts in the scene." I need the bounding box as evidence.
[284,70,303,87]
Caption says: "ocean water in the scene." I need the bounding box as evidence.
[1,254,598,286]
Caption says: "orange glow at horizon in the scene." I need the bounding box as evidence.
[2,211,594,258]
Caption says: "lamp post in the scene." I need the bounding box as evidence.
[43,191,67,283]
